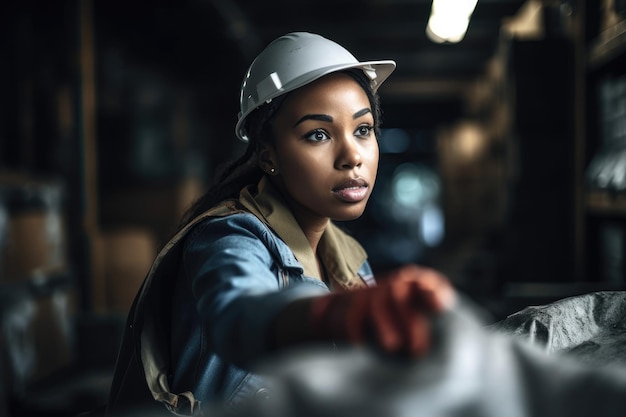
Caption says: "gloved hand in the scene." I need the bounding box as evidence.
[309,264,455,356]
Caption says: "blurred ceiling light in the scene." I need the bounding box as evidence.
[426,0,479,44]
[455,121,485,160]
[391,163,440,208]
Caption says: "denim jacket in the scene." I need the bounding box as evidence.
[105,177,375,416]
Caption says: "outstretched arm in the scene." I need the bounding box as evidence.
[273,264,456,356]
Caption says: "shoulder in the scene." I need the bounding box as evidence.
[186,211,269,247]
[184,211,299,268]
[178,211,305,285]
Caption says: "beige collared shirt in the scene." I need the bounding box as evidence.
[239,176,369,290]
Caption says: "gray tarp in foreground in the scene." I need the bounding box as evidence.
[227,293,626,417]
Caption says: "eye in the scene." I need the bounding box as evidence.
[304,129,330,142]
[355,124,374,138]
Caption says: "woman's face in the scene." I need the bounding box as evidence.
[268,73,379,225]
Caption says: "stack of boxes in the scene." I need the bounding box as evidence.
[0,174,74,400]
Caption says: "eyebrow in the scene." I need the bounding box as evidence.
[293,108,372,127]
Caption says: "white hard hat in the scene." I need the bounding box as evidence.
[235,32,396,142]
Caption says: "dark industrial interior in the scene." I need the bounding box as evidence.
[1,0,625,415]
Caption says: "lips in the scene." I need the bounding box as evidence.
[332,178,369,203]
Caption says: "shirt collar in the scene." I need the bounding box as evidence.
[239,176,368,289]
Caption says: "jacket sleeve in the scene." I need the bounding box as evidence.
[182,214,328,368]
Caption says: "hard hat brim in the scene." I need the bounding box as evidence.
[235,59,396,142]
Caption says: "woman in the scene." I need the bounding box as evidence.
[105,32,455,416]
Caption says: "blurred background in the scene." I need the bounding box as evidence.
[0,0,625,415]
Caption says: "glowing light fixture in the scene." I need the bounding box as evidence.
[426,0,479,44]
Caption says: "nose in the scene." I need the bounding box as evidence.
[335,136,362,170]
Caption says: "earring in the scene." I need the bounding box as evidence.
[269,168,276,175]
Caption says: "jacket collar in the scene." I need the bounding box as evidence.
[239,176,367,289]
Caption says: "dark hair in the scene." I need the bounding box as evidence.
[178,69,382,228]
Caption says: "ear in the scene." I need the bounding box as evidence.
[257,142,279,176]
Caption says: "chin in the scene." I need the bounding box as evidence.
[332,206,367,222]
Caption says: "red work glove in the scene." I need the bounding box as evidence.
[309,264,455,356]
